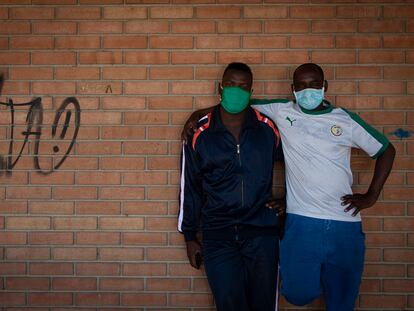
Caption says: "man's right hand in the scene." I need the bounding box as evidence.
[186,240,203,269]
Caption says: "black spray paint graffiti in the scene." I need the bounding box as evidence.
[0,74,81,175]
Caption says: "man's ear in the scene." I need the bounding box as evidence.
[324,80,328,93]
[218,83,223,97]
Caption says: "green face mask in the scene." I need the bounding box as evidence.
[221,86,252,114]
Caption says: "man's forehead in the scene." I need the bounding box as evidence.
[223,69,251,81]
[294,69,323,82]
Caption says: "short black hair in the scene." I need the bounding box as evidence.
[223,62,253,81]
[293,63,324,81]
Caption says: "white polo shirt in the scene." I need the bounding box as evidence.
[252,99,389,222]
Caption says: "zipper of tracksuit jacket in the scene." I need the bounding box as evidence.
[237,144,244,210]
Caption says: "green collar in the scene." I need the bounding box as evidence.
[298,100,334,115]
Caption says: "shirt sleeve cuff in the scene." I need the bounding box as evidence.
[184,231,197,241]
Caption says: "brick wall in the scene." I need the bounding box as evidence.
[0,0,413,310]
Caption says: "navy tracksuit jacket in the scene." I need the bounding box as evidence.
[178,105,283,311]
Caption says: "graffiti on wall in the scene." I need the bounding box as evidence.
[0,74,81,175]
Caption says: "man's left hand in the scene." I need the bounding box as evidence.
[266,197,286,216]
[341,192,378,216]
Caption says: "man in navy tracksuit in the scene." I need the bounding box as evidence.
[178,63,284,311]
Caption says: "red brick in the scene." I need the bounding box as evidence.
[358,20,404,33]
[384,96,414,109]
[293,6,334,18]
[218,51,262,64]
[218,20,261,34]
[122,201,168,215]
[100,186,145,200]
[147,247,187,261]
[243,36,287,49]
[29,232,73,245]
[7,247,49,260]
[150,6,193,18]
[126,21,169,33]
[265,51,309,64]
[10,36,54,49]
[55,67,100,80]
[291,35,334,48]
[52,277,97,290]
[103,36,147,49]
[363,264,405,277]
[10,67,53,80]
[125,51,169,64]
[196,6,241,18]
[33,21,77,34]
[101,97,146,110]
[76,172,120,185]
[76,232,120,245]
[33,82,76,95]
[170,293,213,306]
[360,295,405,309]
[172,51,215,64]
[0,21,30,35]
[359,50,404,64]
[123,263,166,276]
[29,263,73,275]
[6,277,49,290]
[384,249,414,262]
[265,20,310,33]
[125,82,169,95]
[0,262,25,275]
[103,7,147,19]
[150,66,193,80]
[147,278,191,291]
[100,157,145,170]
[55,36,100,49]
[124,111,168,124]
[79,51,122,64]
[0,52,30,65]
[122,232,168,245]
[53,217,97,230]
[56,7,101,19]
[384,36,414,48]
[336,66,381,79]
[53,247,97,260]
[7,187,50,199]
[79,21,123,34]
[99,217,144,230]
[7,216,50,230]
[76,263,120,276]
[244,6,287,18]
[75,201,120,215]
[336,35,381,48]
[172,21,215,33]
[384,279,414,292]
[312,51,356,64]
[148,156,180,170]
[146,217,177,231]
[99,247,144,260]
[10,7,54,19]
[384,5,414,18]
[337,6,380,18]
[384,66,414,80]
[366,232,405,247]
[32,51,76,65]
[76,293,119,306]
[312,20,355,33]
[28,293,72,305]
[100,277,144,291]
[359,82,405,95]
[0,292,26,305]
[52,186,97,200]
[150,36,193,49]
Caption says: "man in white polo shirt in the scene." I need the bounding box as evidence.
[182,63,395,310]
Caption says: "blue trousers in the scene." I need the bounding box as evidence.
[203,235,279,311]
[280,214,365,311]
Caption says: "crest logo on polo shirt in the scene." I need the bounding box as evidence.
[331,125,343,136]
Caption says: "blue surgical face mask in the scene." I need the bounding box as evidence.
[294,87,324,110]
